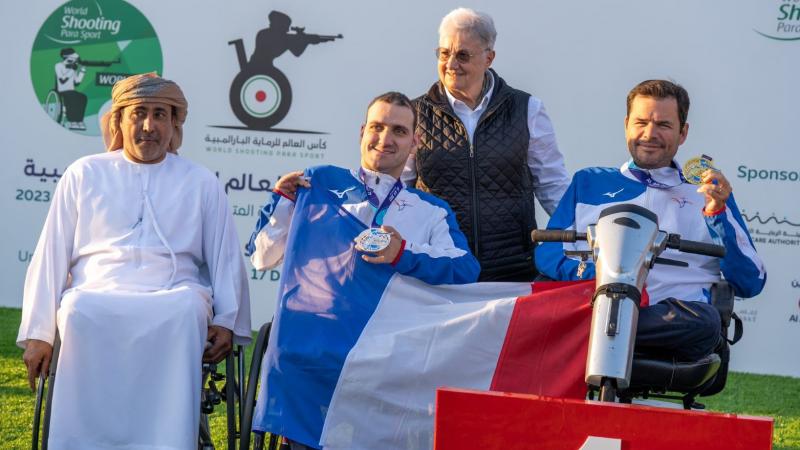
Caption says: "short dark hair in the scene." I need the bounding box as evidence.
[626,80,690,128]
[366,91,417,129]
[60,48,77,58]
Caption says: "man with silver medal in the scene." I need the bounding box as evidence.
[536,79,765,361]
[248,92,478,281]
[245,92,478,450]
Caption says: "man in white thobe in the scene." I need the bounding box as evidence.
[18,73,251,450]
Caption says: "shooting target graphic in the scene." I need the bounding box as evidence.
[242,76,281,117]
[229,68,292,129]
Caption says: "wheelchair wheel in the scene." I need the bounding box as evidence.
[44,91,63,124]
[31,334,61,450]
[225,349,239,450]
[240,322,272,450]
[199,347,245,450]
[229,67,292,130]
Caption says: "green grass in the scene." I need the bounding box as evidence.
[2,306,798,449]
[703,374,800,449]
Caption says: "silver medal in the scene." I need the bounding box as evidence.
[354,228,392,252]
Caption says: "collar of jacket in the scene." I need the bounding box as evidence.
[424,68,512,117]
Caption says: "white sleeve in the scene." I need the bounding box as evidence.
[250,196,295,271]
[393,199,480,285]
[527,97,570,215]
[17,170,78,348]
[203,180,252,345]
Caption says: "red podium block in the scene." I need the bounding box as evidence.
[435,388,773,450]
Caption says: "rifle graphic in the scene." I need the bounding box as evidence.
[76,58,120,67]
[290,26,343,44]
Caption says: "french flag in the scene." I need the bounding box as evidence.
[252,180,598,449]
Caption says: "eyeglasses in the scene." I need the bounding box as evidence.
[435,47,488,64]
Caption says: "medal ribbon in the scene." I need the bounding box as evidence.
[359,168,404,227]
[627,160,687,189]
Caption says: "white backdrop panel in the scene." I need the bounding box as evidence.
[2,0,797,376]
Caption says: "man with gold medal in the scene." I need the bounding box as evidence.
[536,80,766,361]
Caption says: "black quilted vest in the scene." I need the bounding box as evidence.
[414,71,538,281]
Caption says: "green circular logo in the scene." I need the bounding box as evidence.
[30,0,163,136]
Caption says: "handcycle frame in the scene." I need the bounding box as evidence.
[531,203,730,405]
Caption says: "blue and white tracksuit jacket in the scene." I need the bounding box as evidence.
[536,160,766,303]
[246,165,480,285]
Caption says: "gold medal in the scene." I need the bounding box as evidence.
[682,154,715,185]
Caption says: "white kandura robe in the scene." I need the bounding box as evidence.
[17,150,251,450]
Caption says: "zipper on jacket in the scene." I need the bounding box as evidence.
[468,141,480,257]
[467,95,511,258]
[441,111,480,257]
[431,96,510,259]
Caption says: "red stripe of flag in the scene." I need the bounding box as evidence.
[491,280,649,399]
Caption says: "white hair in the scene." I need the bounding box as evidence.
[438,7,497,49]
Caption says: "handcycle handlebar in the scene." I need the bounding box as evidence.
[666,233,726,258]
[530,229,587,243]
[532,229,726,258]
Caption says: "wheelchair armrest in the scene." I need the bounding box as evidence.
[711,281,734,328]
[711,280,743,346]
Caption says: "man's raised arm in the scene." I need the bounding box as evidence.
[246,171,309,270]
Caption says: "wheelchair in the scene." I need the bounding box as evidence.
[239,322,285,450]
[228,39,292,130]
[43,90,66,127]
[43,75,88,130]
[31,334,247,450]
[532,270,742,409]
[588,280,744,409]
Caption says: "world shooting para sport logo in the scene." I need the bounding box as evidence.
[30,0,162,136]
[213,10,343,132]
[754,0,800,41]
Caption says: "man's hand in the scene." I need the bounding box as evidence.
[22,339,53,392]
[203,326,233,364]
[274,171,311,201]
[361,225,405,265]
[697,169,732,214]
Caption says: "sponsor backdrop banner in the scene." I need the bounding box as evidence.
[2,1,797,376]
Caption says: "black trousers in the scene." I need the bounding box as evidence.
[61,90,87,121]
[636,298,721,361]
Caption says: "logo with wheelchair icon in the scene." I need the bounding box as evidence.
[226,10,342,131]
[42,50,120,132]
[30,0,162,136]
